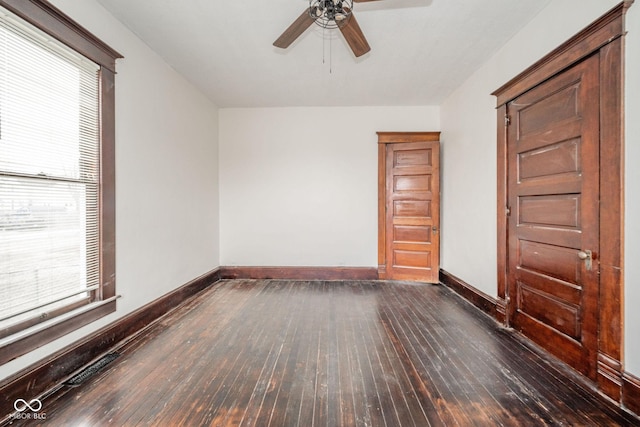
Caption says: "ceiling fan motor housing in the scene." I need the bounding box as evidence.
[309,0,354,28]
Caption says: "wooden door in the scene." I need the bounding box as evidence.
[506,55,600,379]
[378,132,440,283]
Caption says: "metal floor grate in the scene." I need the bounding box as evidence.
[64,352,120,387]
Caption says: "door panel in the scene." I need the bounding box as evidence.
[384,141,440,282]
[519,195,580,228]
[507,55,600,379]
[394,200,431,217]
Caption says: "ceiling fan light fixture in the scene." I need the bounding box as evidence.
[309,0,353,29]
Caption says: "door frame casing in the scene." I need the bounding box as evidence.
[493,2,631,401]
[377,132,441,280]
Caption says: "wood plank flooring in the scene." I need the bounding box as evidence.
[7,280,639,426]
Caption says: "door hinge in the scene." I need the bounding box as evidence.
[505,115,511,126]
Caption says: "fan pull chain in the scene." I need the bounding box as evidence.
[322,26,326,65]
[330,31,333,74]
[321,27,333,74]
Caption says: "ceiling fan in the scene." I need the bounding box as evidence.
[274,0,380,58]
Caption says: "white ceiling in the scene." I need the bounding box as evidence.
[95,0,552,108]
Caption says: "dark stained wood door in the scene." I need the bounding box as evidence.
[506,55,600,379]
[378,133,440,283]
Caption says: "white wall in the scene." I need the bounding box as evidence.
[624,2,640,376]
[0,0,220,381]
[440,0,639,377]
[219,107,438,267]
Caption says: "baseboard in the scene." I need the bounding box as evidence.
[598,352,623,401]
[0,267,222,423]
[220,266,378,281]
[439,269,498,319]
[495,297,507,325]
[623,371,640,416]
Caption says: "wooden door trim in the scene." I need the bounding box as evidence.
[377,132,440,279]
[493,2,630,402]
[492,1,632,106]
[496,104,508,325]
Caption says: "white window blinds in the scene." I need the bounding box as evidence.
[0,8,101,336]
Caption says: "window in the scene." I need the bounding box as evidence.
[0,0,121,364]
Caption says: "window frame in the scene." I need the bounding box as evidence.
[0,0,122,365]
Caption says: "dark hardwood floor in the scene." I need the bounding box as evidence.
[7,280,639,426]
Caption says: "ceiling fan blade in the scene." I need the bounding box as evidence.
[273,9,315,49]
[338,13,371,57]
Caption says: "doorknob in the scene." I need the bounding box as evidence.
[578,250,593,271]
[432,226,438,234]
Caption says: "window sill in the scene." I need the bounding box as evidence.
[0,296,120,365]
